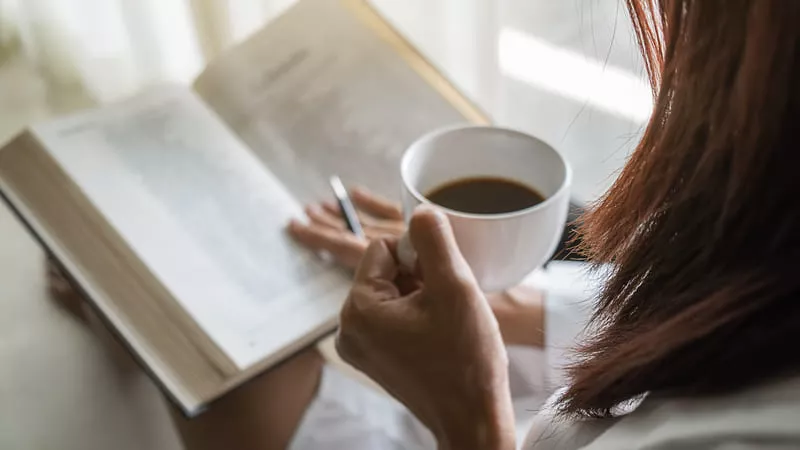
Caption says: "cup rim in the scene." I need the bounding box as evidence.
[400,125,572,221]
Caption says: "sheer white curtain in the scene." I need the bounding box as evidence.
[0,0,296,102]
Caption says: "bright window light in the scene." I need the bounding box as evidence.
[499,28,653,123]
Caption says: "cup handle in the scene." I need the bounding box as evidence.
[397,232,416,271]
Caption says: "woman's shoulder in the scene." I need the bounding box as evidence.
[523,375,800,450]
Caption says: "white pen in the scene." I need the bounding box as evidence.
[329,175,365,239]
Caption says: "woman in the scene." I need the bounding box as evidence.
[52,0,800,448]
[288,0,800,447]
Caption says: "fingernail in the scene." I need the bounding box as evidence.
[305,204,319,214]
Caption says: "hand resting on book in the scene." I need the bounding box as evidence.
[288,187,545,348]
[288,187,405,269]
[45,186,544,350]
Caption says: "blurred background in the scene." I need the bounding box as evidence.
[0,0,649,202]
[0,0,648,448]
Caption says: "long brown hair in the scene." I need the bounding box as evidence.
[561,0,800,417]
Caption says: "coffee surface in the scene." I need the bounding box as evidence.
[426,177,544,214]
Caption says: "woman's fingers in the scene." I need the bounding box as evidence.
[353,239,399,285]
[322,190,401,222]
[351,187,403,220]
[288,220,367,268]
[322,200,347,216]
[290,188,405,269]
[305,204,345,230]
[321,200,374,224]
[409,206,477,292]
[320,200,405,238]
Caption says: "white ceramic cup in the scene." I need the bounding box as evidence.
[399,125,572,293]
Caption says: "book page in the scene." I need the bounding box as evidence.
[32,86,350,369]
[193,0,478,204]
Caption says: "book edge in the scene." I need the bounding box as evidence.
[0,131,227,415]
[343,0,491,126]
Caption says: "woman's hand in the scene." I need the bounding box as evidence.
[288,187,546,350]
[288,187,404,269]
[336,207,516,450]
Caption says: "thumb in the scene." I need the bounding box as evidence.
[408,206,476,288]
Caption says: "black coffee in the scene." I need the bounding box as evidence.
[426,177,545,214]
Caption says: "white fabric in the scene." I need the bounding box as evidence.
[521,376,800,449]
[292,367,800,450]
[289,365,434,450]
[290,348,556,450]
[538,262,599,388]
[290,261,800,449]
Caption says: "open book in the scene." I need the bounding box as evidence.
[0,0,487,415]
